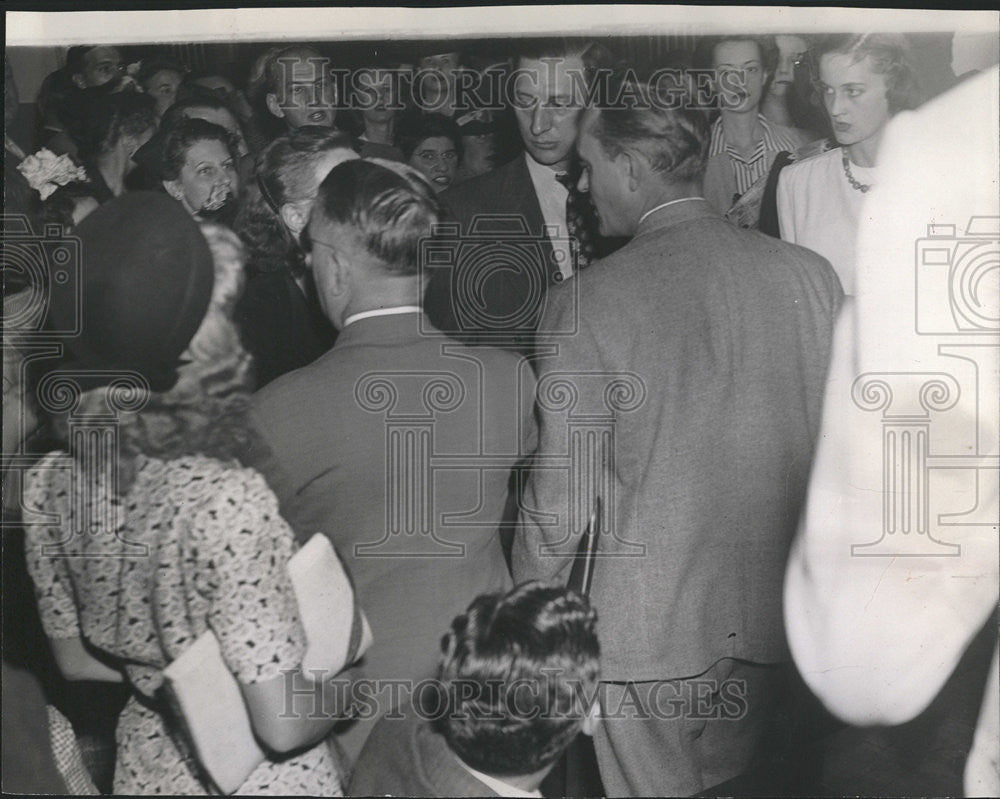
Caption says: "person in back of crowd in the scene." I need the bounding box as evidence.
[248,44,338,142]
[413,48,462,117]
[23,193,349,795]
[131,88,254,189]
[423,39,617,354]
[39,45,136,160]
[136,57,186,119]
[761,33,828,137]
[777,33,921,295]
[697,34,814,229]
[61,89,157,203]
[396,111,463,194]
[349,582,601,798]
[233,126,356,387]
[250,158,536,764]
[346,62,405,160]
[160,117,242,226]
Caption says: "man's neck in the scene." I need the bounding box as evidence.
[525,150,571,176]
[720,107,763,149]
[456,753,552,794]
[364,118,394,145]
[633,183,703,231]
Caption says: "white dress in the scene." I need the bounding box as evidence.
[776,146,877,296]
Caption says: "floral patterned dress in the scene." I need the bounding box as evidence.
[24,452,343,795]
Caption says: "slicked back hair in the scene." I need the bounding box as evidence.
[590,74,710,185]
[312,158,441,277]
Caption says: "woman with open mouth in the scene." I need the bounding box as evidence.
[161,116,241,224]
[396,111,462,194]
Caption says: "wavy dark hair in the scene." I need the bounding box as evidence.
[810,33,922,115]
[160,117,240,182]
[395,111,463,162]
[233,126,355,276]
[432,582,600,777]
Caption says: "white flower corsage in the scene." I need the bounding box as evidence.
[16,149,88,201]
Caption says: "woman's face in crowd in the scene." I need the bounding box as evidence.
[360,72,398,126]
[165,138,239,217]
[416,53,459,110]
[409,136,459,193]
[770,35,809,97]
[713,39,767,113]
[145,69,183,117]
[818,52,891,148]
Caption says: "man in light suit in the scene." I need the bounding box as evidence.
[512,76,843,796]
[423,39,619,354]
[250,159,537,763]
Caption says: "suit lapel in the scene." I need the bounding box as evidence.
[502,155,559,283]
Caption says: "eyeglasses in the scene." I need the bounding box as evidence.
[415,149,458,167]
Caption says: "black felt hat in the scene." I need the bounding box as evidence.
[49,191,214,393]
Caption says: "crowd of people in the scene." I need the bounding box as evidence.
[3,29,996,797]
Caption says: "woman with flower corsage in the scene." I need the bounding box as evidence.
[17,148,100,231]
[776,34,922,295]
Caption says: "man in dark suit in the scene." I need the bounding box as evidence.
[250,159,537,763]
[511,76,843,796]
[423,40,617,354]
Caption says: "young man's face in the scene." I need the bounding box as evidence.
[78,47,124,89]
[713,40,768,114]
[512,55,586,171]
[269,51,337,129]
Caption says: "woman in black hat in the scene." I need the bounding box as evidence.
[23,193,349,795]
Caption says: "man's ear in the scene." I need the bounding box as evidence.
[617,149,642,193]
[280,202,307,237]
[72,73,87,90]
[265,92,286,119]
[162,179,185,202]
[580,700,601,737]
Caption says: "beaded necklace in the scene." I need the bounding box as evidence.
[841,149,872,193]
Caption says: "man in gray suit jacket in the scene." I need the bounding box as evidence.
[512,76,843,795]
[250,159,537,763]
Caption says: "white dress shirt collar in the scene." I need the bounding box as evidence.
[457,759,543,798]
[342,305,422,328]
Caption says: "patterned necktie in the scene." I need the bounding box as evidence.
[556,164,597,272]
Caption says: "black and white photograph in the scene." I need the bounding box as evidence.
[2,5,998,797]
